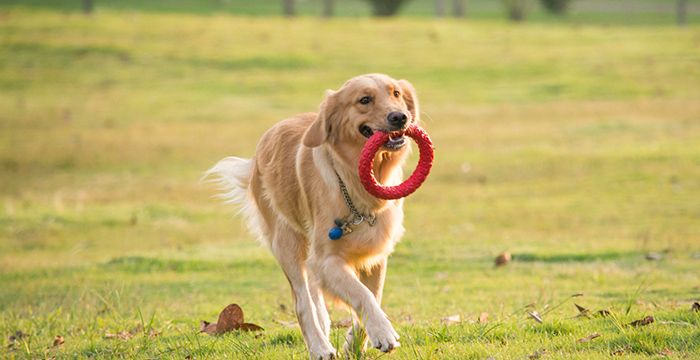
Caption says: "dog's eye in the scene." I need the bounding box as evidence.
[359,96,372,105]
[393,90,400,97]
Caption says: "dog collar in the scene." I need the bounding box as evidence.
[328,170,376,240]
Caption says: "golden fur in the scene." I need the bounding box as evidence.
[206,74,419,359]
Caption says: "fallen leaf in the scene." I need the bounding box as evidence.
[577,333,601,343]
[645,252,663,261]
[527,311,543,323]
[200,320,217,335]
[495,252,511,267]
[331,318,352,329]
[692,302,700,312]
[629,315,654,327]
[659,348,673,357]
[200,303,264,335]
[611,348,625,356]
[239,323,264,332]
[441,314,461,325]
[104,330,133,340]
[478,312,489,323]
[215,304,245,333]
[528,348,546,359]
[594,309,611,318]
[8,330,27,342]
[574,303,590,318]
[52,335,64,348]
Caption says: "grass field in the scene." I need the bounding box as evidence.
[1,5,700,359]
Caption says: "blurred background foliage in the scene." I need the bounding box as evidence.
[2,0,698,24]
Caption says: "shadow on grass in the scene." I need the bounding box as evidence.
[102,256,276,273]
[512,251,639,263]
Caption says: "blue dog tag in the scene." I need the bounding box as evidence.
[328,226,343,240]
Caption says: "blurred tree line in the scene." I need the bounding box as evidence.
[79,0,690,26]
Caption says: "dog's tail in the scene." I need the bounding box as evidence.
[202,156,253,207]
[202,157,266,243]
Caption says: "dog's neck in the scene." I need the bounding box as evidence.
[314,144,406,215]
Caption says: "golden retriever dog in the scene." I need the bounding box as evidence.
[206,73,419,359]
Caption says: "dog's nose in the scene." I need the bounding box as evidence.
[387,111,408,129]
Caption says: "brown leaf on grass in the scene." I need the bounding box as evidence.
[645,252,663,261]
[8,330,27,342]
[527,311,543,323]
[594,309,611,318]
[494,252,511,267]
[331,318,352,329]
[611,348,626,356]
[629,315,654,327]
[574,303,590,318]
[52,335,64,348]
[200,320,217,335]
[658,348,673,357]
[104,324,151,341]
[692,302,700,312]
[7,331,25,350]
[215,303,245,333]
[577,333,601,343]
[528,348,546,359]
[478,312,489,323]
[441,314,461,325]
[239,323,265,332]
[104,330,133,340]
[200,303,264,335]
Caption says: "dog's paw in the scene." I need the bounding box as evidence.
[309,344,337,360]
[365,318,400,353]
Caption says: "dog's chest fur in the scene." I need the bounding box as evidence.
[331,202,405,267]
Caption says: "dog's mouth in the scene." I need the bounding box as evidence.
[359,125,406,151]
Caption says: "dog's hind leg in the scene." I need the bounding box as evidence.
[271,223,336,360]
[308,273,331,338]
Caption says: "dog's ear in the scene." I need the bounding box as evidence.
[303,90,339,148]
[398,79,419,123]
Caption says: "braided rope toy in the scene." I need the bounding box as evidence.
[359,124,434,200]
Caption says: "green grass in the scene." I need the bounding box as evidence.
[1,6,700,359]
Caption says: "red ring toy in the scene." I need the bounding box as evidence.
[359,124,434,200]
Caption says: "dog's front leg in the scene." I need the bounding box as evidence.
[344,258,387,354]
[315,255,399,352]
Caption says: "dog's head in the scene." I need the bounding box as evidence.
[303,74,419,155]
